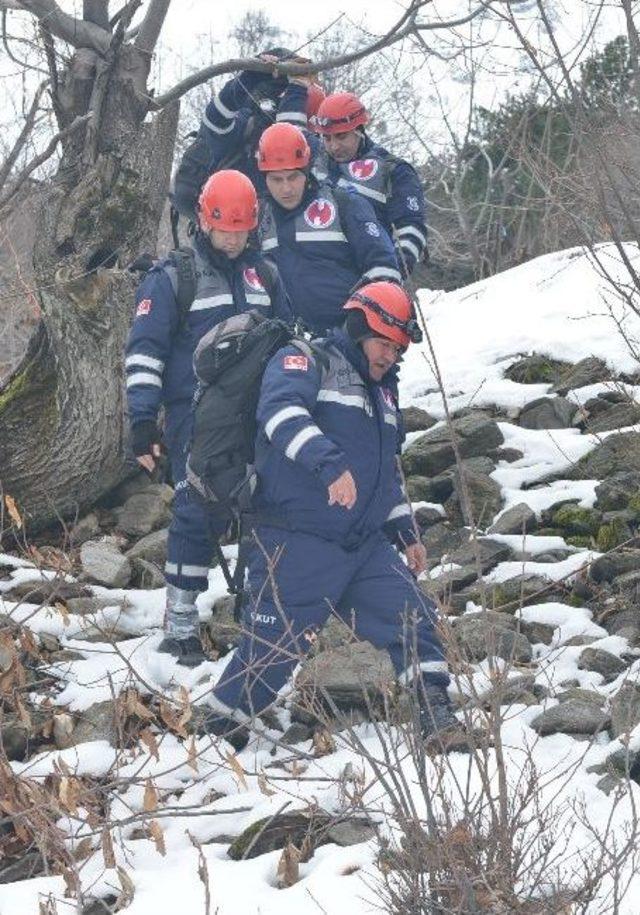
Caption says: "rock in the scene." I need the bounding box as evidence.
[125,528,169,565]
[453,613,532,663]
[227,811,374,860]
[489,503,537,535]
[551,505,601,537]
[70,512,102,546]
[80,539,132,588]
[596,518,633,552]
[1,719,30,761]
[556,687,605,706]
[52,712,75,749]
[422,566,479,596]
[531,700,611,736]
[553,357,610,395]
[519,620,556,645]
[587,401,640,433]
[107,469,157,505]
[3,580,92,604]
[68,700,118,747]
[491,447,524,463]
[204,595,242,653]
[504,354,569,385]
[314,616,356,653]
[115,485,173,538]
[131,558,165,589]
[518,397,577,430]
[611,570,640,594]
[446,469,503,529]
[485,574,566,610]
[295,642,395,720]
[610,683,640,736]
[602,609,640,641]
[422,523,467,570]
[594,472,640,512]
[402,413,504,478]
[401,406,437,432]
[569,432,640,480]
[590,550,640,583]
[406,476,433,502]
[588,745,640,778]
[578,648,627,683]
[281,722,313,745]
[413,505,444,531]
[65,596,122,615]
[448,537,513,573]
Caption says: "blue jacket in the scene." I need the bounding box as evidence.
[199,75,311,194]
[254,328,416,550]
[125,233,291,424]
[258,178,401,333]
[313,134,427,275]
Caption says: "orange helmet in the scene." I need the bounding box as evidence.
[315,92,369,135]
[306,83,326,121]
[256,123,311,172]
[344,282,422,348]
[198,170,258,232]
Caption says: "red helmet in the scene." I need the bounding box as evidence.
[198,170,258,232]
[257,123,311,172]
[315,92,369,135]
[306,83,326,121]
[344,282,421,348]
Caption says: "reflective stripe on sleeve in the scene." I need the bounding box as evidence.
[125,354,164,372]
[285,425,323,460]
[264,405,311,439]
[126,372,163,388]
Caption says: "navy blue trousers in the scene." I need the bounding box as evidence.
[211,526,449,720]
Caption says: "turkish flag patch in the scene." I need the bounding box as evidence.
[283,354,308,371]
[136,298,152,316]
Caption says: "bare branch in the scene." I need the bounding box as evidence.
[133,0,169,57]
[2,0,111,53]
[0,112,91,214]
[83,0,110,30]
[0,79,48,192]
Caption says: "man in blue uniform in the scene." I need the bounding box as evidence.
[313,92,428,276]
[256,122,402,333]
[205,282,456,749]
[125,170,291,666]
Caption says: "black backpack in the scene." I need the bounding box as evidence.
[185,311,318,518]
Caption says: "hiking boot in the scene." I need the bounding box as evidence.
[418,683,473,754]
[157,634,207,667]
[203,711,249,753]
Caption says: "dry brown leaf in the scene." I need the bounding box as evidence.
[143,778,158,813]
[159,699,188,738]
[14,694,32,728]
[312,729,336,757]
[18,628,39,657]
[289,760,308,777]
[148,819,166,857]
[102,826,116,868]
[59,776,78,815]
[225,751,247,789]
[257,772,276,797]
[4,494,23,530]
[125,690,156,722]
[186,735,198,773]
[73,836,94,861]
[54,602,70,628]
[139,728,160,761]
[116,865,135,907]
[276,841,301,888]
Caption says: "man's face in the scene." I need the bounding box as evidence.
[207,228,249,259]
[362,336,403,381]
[323,129,361,163]
[265,170,307,209]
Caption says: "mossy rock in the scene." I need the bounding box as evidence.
[552,505,601,537]
[504,354,569,385]
[628,491,640,517]
[566,535,593,549]
[227,811,375,860]
[596,518,632,552]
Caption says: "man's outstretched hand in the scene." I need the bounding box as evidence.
[328,470,357,510]
[404,542,427,575]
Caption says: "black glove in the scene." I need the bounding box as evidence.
[131,420,161,457]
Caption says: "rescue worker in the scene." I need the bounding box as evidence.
[256,122,402,333]
[125,170,291,667]
[205,282,457,749]
[193,49,324,195]
[313,92,428,275]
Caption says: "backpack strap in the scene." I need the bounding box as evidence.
[254,256,278,301]
[168,247,197,323]
[291,338,330,372]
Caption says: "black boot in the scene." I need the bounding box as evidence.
[202,711,249,753]
[157,634,207,667]
[418,683,472,753]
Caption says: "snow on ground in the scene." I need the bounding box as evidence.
[3,245,640,914]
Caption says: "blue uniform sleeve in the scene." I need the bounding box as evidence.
[384,458,418,548]
[203,75,258,138]
[338,189,403,286]
[386,160,428,276]
[125,268,177,425]
[270,268,294,323]
[275,82,308,128]
[257,347,350,486]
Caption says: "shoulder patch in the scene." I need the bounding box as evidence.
[365,221,380,237]
[304,198,336,229]
[136,298,152,317]
[283,354,309,372]
[349,158,379,181]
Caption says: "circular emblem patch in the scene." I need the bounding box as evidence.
[304,198,336,228]
[348,158,379,181]
[243,267,264,290]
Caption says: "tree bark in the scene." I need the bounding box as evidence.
[0,33,179,529]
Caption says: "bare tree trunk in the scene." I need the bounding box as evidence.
[0,26,179,528]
